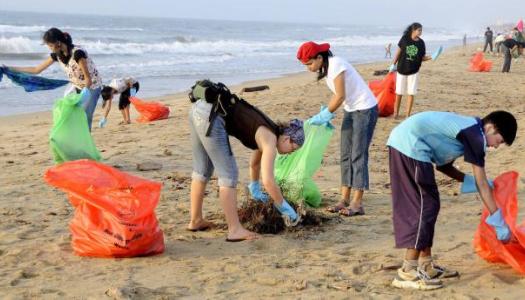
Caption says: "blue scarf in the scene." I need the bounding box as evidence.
[0,67,69,92]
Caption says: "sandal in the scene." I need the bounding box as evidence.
[326,202,348,213]
[339,206,365,217]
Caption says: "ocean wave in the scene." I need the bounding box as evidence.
[0,24,144,34]
[0,32,462,56]
[0,36,37,54]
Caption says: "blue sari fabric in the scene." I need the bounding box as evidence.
[0,67,69,92]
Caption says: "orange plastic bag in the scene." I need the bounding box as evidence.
[44,159,165,258]
[473,171,525,274]
[368,72,396,117]
[130,96,170,123]
[468,52,493,72]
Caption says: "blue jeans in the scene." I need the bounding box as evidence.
[81,86,101,131]
[189,100,238,187]
[340,105,378,190]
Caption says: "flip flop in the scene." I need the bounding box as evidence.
[225,234,259,242]
[186,225,211,232]
[326,202,347,213]
[339,206,365,217]
[186,221,214,232]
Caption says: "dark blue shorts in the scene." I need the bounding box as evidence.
[389,147,440,250]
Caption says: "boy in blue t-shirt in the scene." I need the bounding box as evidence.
[387,110,517,290]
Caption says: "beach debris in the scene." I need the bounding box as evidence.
[238,199,340,234]
[136,161,162,171]
[163,149,172,156]
[373,69,389,76]
[239,85,270,94]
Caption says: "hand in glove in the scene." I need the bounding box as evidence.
[431,46,444,61]
[388,64,397,72]
[274,199,300,226]
[98,117,107,128]
[460,174,494,194]
[307,106,334,126]
[485,209,511,243]
[248,181,269,203]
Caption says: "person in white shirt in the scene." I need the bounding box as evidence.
[297,41,378,217]
[100,77,139,127]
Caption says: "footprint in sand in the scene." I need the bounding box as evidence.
[10,269,39,286]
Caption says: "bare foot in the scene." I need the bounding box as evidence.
[226,227,259,242]
[187,219,215,232]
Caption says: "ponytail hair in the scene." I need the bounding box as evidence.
[316,50,333,81]
[402,22,423,39]
[43,27,73,48]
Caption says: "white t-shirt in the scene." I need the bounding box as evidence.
[109,77,137,93]
[326,56,377,112]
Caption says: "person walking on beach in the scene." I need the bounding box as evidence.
[484,27,494,53]
[100,77,139,127]
[462,34,467,48]
[501,39,524,73]
[385,43,392,58]
[389,22,432,119]
[187,80,304,240]
[387,110,517,290]
[296,41,378,217]
[7,28,102,131]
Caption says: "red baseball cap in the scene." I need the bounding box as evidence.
[297,41,331,63]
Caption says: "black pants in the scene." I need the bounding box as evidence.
[119,82,140,110]
[483,40,493,52]
[502,45,512,73]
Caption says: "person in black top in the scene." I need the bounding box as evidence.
[484,27,494,53]
[501,38,524,72]
[187,85,305,241]
[390,22,432,119]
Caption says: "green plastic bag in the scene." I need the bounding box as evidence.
[274,122,333,207]
[49,92,101,164]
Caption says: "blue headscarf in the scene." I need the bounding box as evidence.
[283,118,305,146]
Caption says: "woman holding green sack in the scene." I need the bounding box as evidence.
[7,28,102,131]
[296,41,378,217]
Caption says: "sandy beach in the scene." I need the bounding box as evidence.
[1,44,525,299]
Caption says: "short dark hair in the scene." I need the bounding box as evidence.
[482,110,517,145]
[101,86,113,101]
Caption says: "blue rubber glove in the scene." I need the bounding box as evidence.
[431,46,444,61]
[485,209,511,242]
[130,87,137,97]
[77,88,91,107]
[388,64,397,72]
[274,199,299,226]
[248,181,269,203]
[308,106,334,126]
[460,174,494,194]
[98,117,107,128]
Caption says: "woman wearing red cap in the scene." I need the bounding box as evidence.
[297,41,378,216]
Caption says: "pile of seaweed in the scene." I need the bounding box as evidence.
[238,200,341,234]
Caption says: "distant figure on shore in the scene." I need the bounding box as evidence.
[385,43,392,58]
[100,77,139,127]
[512,27,525,43]
[484,27,493,53]
[494,32,506,56]
[389,22,432,119]
[501,39,524,73]
[463,34,467,47]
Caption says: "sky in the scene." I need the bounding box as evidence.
[1,0,523,29]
